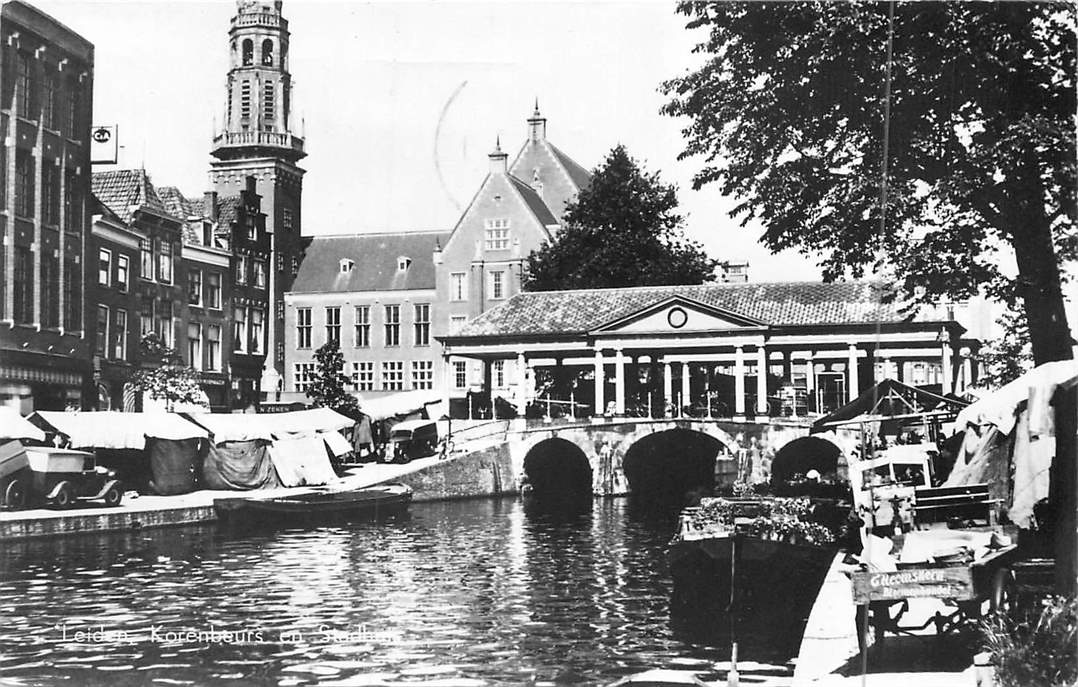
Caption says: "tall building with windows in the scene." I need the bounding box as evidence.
[284,231,447,399]
[434,105,591,397]
[0,0,94,412]
[209,0,306,401]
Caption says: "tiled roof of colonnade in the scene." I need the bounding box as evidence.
[450,281,908,339]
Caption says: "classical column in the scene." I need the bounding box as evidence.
[804,353,815,414]
[516,351,528,414]
[663,359,673,416]
[880,356,892,382]
[756,345,768,415]
[941,340,953,394]
[734,346,746,418]
[960,347,972,393]
[594,349,605,416]
[680,362,691,415]
[847,344,860,401]
[614,348,626,415]
[441,354,451,414]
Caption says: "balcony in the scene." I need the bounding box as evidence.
[211,130,305,161]
[232,12,283,29]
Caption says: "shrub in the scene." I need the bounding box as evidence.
[982,595,1077,687]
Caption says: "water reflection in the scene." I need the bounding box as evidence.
[0,498,777,686]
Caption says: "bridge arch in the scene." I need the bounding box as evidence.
[622,427,734,506]
[770,435,846,485]
[522,437,592,499]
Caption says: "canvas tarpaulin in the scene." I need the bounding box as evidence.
[0,408,44,442]
[269,435,338,487]
[29,411,208,449]
[146,437,200,495]
[202,440,282,490]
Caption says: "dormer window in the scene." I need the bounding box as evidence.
[340,258,355,273]
[397,256,411,271]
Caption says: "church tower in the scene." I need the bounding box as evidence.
[210,0,305,400]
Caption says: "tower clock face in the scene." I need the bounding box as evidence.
[667,307,688,329]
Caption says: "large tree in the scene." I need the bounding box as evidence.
[662,1,1076,365]
[307,339,362,420]
[524,144,716,291]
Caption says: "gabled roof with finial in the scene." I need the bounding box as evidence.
[509,100,591,222]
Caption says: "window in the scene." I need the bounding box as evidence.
[64,170,81,234]
[15,53,33,118]
[240,80,251,120]
[261,39,274,66]
[43,163,60,225]
[454,361,467,389]
[484,218,510,250]
[158,240,173,284]
[115,310,128,360]
[351,362,375,391]
[353,306,370,347]
[384,305,400,347]
[63,260,80,330]
[397,256,411,271]
[276,254,284,272]
[235,255,248,285]
[98,248,112,286]
[96,305,109,357]
[41,256,58,328]
[340,259,354,273]
[245,215,256,241]
[411,361,434,390]
[254,259,267,288]
[65,82,80,139]
[282,208,294,231]
[381,361,404,391]
[242,39,254,66]
[296,307,312,349]
[13,247,32,323]
[15,151,33,217]
[450,316,467,335]
[42,73,58,130]
[294,362,315,393]
[140,239,153,279]
[157,301,173,349]
[325,306,341,345]
[233,306,247,353]
[206,272,221,309]
[263,80,275,122]
[187,323,202,370]
[206,325,222,371]
[139,297,154,337]
[490,271,505,300]
[188,269,202,305]
[275,300,284,321]
[450,272,467,301]
[493,360,505,388]
[290,255,299,276]
[116,255,129,293]
[250,308,264,354]
[413,304,430,346]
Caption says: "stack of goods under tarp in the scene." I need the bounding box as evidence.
[26,411,209,495]
[187,408,354,490]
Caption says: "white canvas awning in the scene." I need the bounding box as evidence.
[185,408,354,445]
[28,411,208,450]
[0,407,45,442]
[358,390,442,420]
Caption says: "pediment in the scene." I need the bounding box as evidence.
[590,296,767,335]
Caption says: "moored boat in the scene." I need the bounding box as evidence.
[668,496,847,662]
[214,483,412,525]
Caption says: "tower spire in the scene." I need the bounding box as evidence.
[528,100,546,143]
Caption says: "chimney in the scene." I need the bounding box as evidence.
[203,191,218,221]
[245,175,257,196]
[527,99,546,142]
[488,136,507,175]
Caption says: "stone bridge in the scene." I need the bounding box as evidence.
[506,417,813,498]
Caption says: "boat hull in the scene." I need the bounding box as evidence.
[214,484,412,526]
[668,534,837,662]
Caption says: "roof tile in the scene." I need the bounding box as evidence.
[291,231,451,293]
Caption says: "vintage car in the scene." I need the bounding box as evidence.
[0,439,31,508]
[24,446,124,509]
[385,419,439,464]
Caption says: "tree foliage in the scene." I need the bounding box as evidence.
[307,339,361,419]
[129,333,205,410]
[662,1,1076,364]
[977,308,1035,389]
[524,144,717,291]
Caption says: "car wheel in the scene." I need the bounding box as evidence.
[103,483,123,508]
[4,478,26,508]
[52,481,75,509]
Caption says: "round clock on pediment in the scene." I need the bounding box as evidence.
[667,306,688,329]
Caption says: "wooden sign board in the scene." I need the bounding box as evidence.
[851,566,976,603]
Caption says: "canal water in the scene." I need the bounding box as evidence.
[0,497,788,686]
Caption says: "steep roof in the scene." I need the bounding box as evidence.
[509,137,592,222]
[156,186,204,244]
[91,169,173,225]
[291,231,451,294]
[547,141,592,191]
[216,196,243,231]
[454,281,907,337]
[509,175,557,227]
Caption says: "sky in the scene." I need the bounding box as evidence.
[34,0,823,282]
